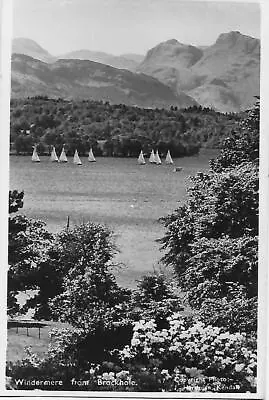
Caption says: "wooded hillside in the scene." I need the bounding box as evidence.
[10,97,243,157]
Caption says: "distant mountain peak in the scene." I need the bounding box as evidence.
[12,37,55,63]
[164,39,180,45]
[12,37,50,55]
[215,30,257,46]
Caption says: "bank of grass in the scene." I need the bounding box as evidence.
[7,321,71,363]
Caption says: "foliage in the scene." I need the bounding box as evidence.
[198,292,257,334]
[185,236,258,304]
[7,313,257,392]
[10,98,242,157]
[210,99,259,172]
[160,101,259,333]
[8,190,54,317]
[129,273,184,328]
[47,271,184,364]
[9,190,24,213]
[161,163,258,270]
[114,313,257,392]
[47,223,129,324]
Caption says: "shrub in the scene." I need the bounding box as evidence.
[7,313,257,392]
[116,313,257,392]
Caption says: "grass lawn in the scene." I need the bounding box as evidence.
[7,320,71,363]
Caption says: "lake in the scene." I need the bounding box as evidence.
[9,150,218,288]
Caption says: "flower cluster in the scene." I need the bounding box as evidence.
[118,313,257,392]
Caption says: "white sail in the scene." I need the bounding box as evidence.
[155,150,162,165]
[73,149,82,165]
[165,150,173,164]
[59,147,68,163]
[138,150,146,165]
[31,145,40,162]
[88,148,96,162]
[149,149,156,163]
[50,146,59,162]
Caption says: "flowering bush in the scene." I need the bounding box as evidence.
[115,313,257,392]
[7,312,257,392]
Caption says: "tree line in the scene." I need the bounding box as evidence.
[10,97,242,158]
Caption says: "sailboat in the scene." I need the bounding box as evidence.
[88,148,96,162]
[155,150,162,165]
[138,150,146,165]
[59,146,68,163]
[165,150,174,164]
[73,149,82,165]
[149,149,156,163]
[31,145,40,162]
[49,146,59,162]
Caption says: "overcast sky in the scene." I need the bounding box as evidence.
[12,0,260,56]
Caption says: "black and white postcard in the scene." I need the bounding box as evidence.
[1,0,268,397]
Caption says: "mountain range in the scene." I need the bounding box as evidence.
[11,53,196,109]
[11,32,260,112]
[12,38,144,70]
[137,31,260,112]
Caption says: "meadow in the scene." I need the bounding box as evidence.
[9,150,217,287]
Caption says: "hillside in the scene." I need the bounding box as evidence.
[12,38,56,63]
[11,54,197,110]
[12,38,144,70]
[137,31,260,112]
[10,97,242,158]
[57,50,142,71]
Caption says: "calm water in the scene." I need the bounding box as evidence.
[10,151,218,287]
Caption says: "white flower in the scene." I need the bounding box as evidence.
[131,338,140,346]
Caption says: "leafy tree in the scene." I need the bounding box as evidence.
[160,101,259,332]
[210,99,259,171]
[8,191,54,317]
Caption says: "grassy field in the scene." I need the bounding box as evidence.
[7,320,71,363]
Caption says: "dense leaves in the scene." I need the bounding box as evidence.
[210,99,259,172]
[160,163,258,272]
[8,191,54,317]
[7,313,257,392]
[160,100,259,333]
[10,98,242,157]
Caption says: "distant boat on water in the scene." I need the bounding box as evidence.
[59,146,68,163]
[149,149,156,163]
[138,150,146,165]
[165,150,173,164]
[173,167,183,172]
[73,149,82,165]
[88,148,96,162]
[155,150,162,165]
[31,145,40,162]
[49,146,58,162]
